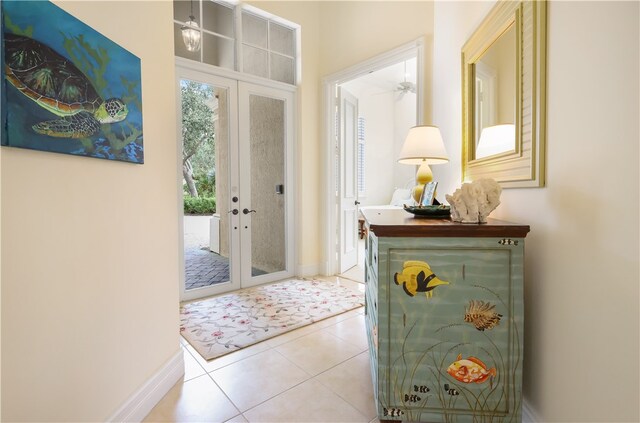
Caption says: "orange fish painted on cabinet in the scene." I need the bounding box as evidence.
[447,354,496,384]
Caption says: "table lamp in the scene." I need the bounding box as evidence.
[398,125,449,204]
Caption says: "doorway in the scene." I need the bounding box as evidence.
[178,67,295,301]
[323,41,423,277]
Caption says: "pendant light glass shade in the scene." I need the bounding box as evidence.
[181,17,201,52]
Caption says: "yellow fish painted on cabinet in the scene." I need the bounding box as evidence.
[393,260,449,298]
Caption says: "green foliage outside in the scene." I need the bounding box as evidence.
[188,172,216,198]
[181,80,217,214]
[183,171,216,215]
[184,196,216,215]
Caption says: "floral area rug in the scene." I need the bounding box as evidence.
[180,278,364,360]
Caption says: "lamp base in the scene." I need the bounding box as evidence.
[412,163,433,203]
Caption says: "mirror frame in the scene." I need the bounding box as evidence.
[462,0,547,188]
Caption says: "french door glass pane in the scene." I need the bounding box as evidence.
[249,94,286,276]
[270,53,295,84]
[202,0,234,37]
[181,79,232,291]
[174,0,200,25]
[242,45,269,79]
[242,11,268,48]
[269,22,295,56]
[202,33,235,70]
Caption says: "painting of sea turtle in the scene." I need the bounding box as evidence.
[1,0,144,164]
[5,34,130,139]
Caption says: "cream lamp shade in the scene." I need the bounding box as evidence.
[398,125,449,165]
[475,124,515,159]
[398,125,449,203]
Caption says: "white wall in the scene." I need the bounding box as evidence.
[341,80,397,206]
[434,1,640,421]
[1,1,180,420]
[393,91,419,192]
[361,92,395,205]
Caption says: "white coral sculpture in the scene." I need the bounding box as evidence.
[445,178,502,223]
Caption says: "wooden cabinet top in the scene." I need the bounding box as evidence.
[361,208,530,238]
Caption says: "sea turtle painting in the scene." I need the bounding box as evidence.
[4,33,129,139]
[1,0,143,163]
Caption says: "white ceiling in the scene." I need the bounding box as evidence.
[341,57,417,97]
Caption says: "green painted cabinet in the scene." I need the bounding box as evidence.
[362,209,529,423]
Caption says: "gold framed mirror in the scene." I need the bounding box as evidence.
[462,0,547,188]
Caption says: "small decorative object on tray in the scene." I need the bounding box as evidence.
[419,181,438,206]
[445,178,501,223]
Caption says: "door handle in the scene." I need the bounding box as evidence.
[355,200,361,205]
[228,209,239,215]
[243,208,256,215]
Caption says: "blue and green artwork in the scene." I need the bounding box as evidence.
[1,0,143,164]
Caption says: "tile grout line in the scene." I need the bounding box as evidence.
[211,347,314,418]
[238,356,369,422]
[217,325,368,419]
[181,340,210,378]
[312,351,376,421]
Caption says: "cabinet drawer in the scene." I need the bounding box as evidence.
[365,310,377,357]
[366,263,378,295]
[365,294,378,356]
[365,284,378,321]
[367,232,378,280]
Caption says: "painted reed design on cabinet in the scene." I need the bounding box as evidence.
[381,283,521,422]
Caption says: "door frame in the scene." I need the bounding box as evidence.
[321,39,425,276]
[176,58,297,301]
[338,87,359,273]
[176,69,242,301]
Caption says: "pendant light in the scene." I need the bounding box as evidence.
[181,0,201,52]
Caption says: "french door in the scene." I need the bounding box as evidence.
[178,68,295,301]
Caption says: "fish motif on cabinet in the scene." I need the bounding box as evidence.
[447,354,496,384]
[393,260,449,299]
[414,384,430,393]
[383,407,404,417]
[443,383,460,396]
[404,394,421,402]
[464,300,502,331]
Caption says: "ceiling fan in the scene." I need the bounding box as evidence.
[371,60,416,97]
[396,59,416,94]
[396,80,416,94]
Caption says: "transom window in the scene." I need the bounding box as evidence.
[173,0,299,85]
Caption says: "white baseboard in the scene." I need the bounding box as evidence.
[107,349,184,423]
[297,263,322,277]
[522,398,540,423]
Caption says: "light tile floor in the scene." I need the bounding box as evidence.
[144,276,380,423]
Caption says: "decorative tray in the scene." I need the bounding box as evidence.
[403,205,451,218]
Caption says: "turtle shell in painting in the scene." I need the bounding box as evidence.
[4,33,103,117]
